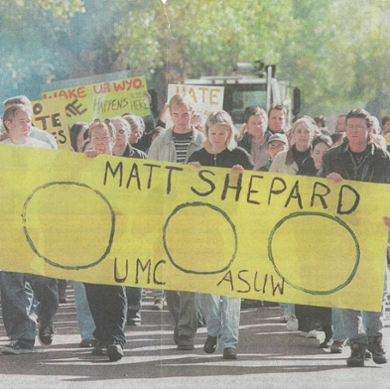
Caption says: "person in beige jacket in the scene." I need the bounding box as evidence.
[269,117,316,175]
[269,116,316,330]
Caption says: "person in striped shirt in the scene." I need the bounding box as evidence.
[148,93,205,350]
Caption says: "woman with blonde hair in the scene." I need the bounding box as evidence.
[188,110,254,170]
[188,110,253,360]
[270,117,316,175]
[269,117,316,331]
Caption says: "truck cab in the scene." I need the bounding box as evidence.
[183,62,301,126]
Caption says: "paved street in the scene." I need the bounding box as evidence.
[0,286,389,389]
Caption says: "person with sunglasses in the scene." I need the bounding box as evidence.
[111,116,147,159]
[110,116,147,327]
[84,118,127,362]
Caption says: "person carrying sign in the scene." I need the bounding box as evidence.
[148,94,205,350]
[83,118,127,362]
[0,104,59,355]
[188,110,254,359]
[2,95,58,150]
[321,108,390,367]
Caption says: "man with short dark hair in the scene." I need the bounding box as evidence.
[321,108,390,367]
[265,104,287,141]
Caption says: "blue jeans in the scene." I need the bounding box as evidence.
[280,303,296,317]
[74,282,95,340]
[0,271,58,343]
[332,308,347,342]
[342,268,388,346]
[153,289,164,300]
[200,294,241,349]
[84,283,127,347]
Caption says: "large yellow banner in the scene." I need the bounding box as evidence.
[0,145,388,311]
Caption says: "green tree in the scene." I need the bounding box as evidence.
[113,0,390,116]
[114,0,294,102]
[3,0,390,117]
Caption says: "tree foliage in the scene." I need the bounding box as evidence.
[114,0,390,115]
[2,0,390,116]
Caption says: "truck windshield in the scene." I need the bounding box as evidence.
[223,84,268,124]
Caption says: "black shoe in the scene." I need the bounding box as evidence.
[320,328,333,348]
[347,342,365,367]
[177,336,194,350]
[223,347,237,360]
[107,342,124,362]
[203,335,218,354]
[368,335,388,364]
[91,341,106,356]
[330,340,344,354]
[79,339,97,348]
[127,311,141,326]
[177,342,194,350]
[320,339,332,348]
[38,325,54,347]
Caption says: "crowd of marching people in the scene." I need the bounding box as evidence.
[0,92,389,368]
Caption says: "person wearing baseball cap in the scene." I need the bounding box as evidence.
[258,132,289,171]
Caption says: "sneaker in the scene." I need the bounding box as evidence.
[203,335,218,354]
[223,347,237,360]
[368,335,388,364]
[280,314,290,323]
[330,340,344,354]
[38,325,54,347]
[302,330,319,338]
[153,299,164,311]
[1,340,33,355]
[91,341,106,356]
[286,316,299,331]
[107,342,124,362]
[347,342,365,367]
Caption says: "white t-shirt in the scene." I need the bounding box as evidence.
[1,137,52,149]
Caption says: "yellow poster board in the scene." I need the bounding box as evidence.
[166,84,224,129]
[42,76,151,126]
[32,99,70,150]
[0,145,388,312]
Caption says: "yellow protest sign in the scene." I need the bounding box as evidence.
[0,145,388,312]
[168,84,224,112]
[167,84,224,128]
[42,76,151,126]
[32,99,70,150]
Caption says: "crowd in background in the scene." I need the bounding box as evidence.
[0,93,389,368]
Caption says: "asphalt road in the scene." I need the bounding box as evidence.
[0,286,389,389]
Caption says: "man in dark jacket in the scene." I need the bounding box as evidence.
[321,108,390,367]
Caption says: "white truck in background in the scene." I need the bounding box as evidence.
[183,61,301,126]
